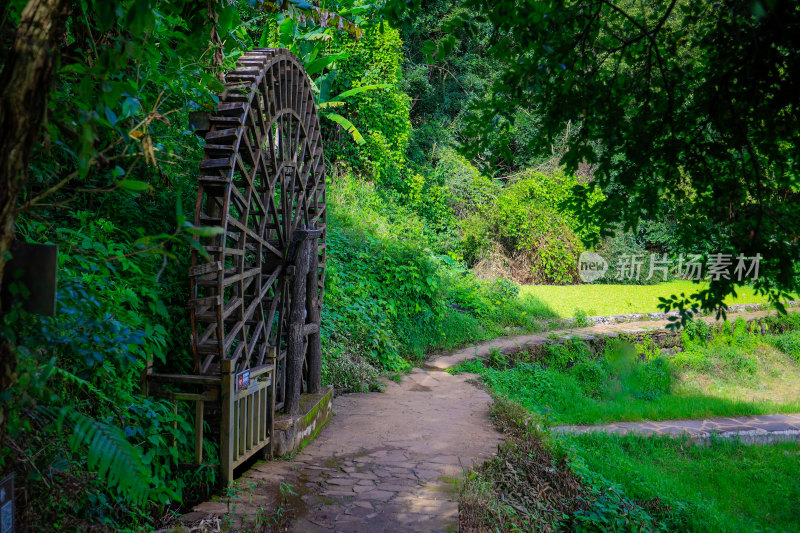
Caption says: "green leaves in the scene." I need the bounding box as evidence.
[320,112,365,144]
[305,54,346,75]
[330,83,391,101]
[57,408,152,505]
[316,83,391,144]
[117,179,152,192]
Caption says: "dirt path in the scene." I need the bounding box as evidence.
[427,308,783,370]
[183,368,502,532]
[181,308,789,532]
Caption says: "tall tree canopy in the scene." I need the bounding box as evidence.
[414,0,800,319]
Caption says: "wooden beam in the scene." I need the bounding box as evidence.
[285,238,310,415]
[306,234,322,394]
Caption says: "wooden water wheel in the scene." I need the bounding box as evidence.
[144,48,327,485]
[188,47,326,413]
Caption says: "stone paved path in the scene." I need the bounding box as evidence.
[183,369,502,532]
[181,308,793,532]
[554,413,800,444]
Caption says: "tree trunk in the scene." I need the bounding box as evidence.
[0,0,68,429]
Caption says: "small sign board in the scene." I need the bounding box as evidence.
[236,370,250,392]
[0,473,14,533]
[0,242,58,316]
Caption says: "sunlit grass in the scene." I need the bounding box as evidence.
[456,325,800,425]
[519,280,776,317]
[561,433,800,532]
[469,360,800,426]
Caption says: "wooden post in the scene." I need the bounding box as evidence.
[266,346,276,458]
[285,238,310,415]
[220,359,235,485]
[194,399,204,465]
[306,234,322,394]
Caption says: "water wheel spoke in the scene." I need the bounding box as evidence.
[189,50,325,435]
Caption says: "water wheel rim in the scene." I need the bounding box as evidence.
[189,49,326,393]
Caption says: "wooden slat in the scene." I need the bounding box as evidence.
[189,261,222,277]
[187,295,221,310]
[146,372,222,386]
[221,267,261,288]
[209,116,242,127]
[205,128,239,144]
[200,157,233,170]
[217,102,248,116]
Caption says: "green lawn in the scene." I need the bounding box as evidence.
[520,281,774,317]
[460,319,800,532]
[454,321,800,425]
[461,359,800,426]
[562,433,800,532]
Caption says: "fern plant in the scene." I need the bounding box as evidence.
[34,402,152,505]
[61,409,151,504]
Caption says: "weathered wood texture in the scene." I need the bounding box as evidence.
[147,49,327,485]
[306,232,322,394]
[188,48,327,409]
[285,238,310,415]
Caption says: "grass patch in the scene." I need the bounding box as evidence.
[460,397,663,532]
[520,281,776,317]
[561,432,800,532]
[455,317,800,425]
[462,395,800,533]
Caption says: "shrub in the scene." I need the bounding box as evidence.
[770,331,800,362]
[629,358,673,400]
[542,339,593,370]
[762,311,800,334]
[682,319,713,346]
[430,147,500,219]
[321,346,381,393]
[462,171,603,284]
[570,360,611,398]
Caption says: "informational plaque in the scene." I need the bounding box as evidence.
[236,369,250,392]
[0,473,13,533]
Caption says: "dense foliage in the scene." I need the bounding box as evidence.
[0,1,559,528]
[462,171,603,284]
[1,0,798,529]
[414,0,800,313]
